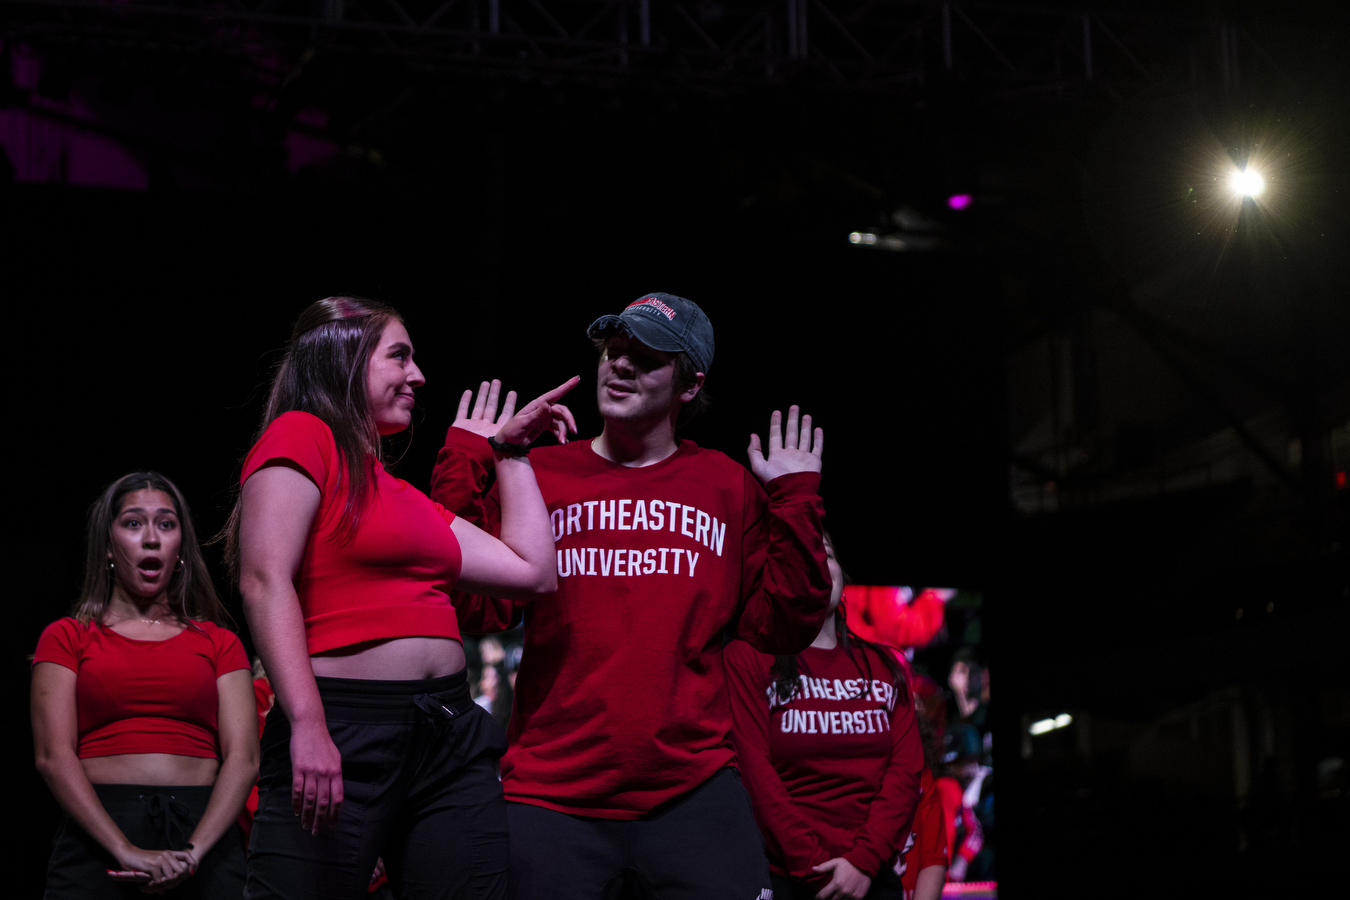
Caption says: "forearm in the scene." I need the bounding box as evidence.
[444,448,528,626]
[491,455,557,594]
[431,427,496,526]
[737,473,832,654]
[846,711,924,875]
[185,751,257,857]
[732,739,830,877]
[725,648,830,878]
[242,583,325,728]
[913,865,948,900]
[36,753,137,860]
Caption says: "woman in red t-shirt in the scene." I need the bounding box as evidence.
[223,296,574,899]
[31,472,258,898]
[726,536,925,900]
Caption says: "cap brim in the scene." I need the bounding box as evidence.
[586,315,687,354]
[586,315,627,340]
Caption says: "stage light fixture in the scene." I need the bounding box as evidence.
[947,194,972,210]
[1229,167,1265,197]
[1029,713,1074,736]
[847,229,942,252]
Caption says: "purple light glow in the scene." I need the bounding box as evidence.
[0,108,149,190]
[947,193,973,211]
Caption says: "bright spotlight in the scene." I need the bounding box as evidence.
[1229,168,1265,197]
[1029,712,1075,736]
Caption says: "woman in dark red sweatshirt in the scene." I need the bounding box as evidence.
[726,537,924,900]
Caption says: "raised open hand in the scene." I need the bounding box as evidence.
[747,405,823,483]
[454,380,515,439]
[455,378,580,447]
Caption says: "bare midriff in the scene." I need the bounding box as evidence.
[82,754,220,786]
[310,635,466,681]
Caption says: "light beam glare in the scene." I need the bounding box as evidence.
[1229,167,1265,197]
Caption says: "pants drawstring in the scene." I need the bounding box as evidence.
[413,692,462,723]
[145,792,195,851]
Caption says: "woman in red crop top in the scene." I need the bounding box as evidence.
[224,296,573,900]
[725,536,925,900]
[31,472,258,898]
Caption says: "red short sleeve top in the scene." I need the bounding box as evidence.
[240,411,463,654]
[898,768,950,890]
[33,617,251,759]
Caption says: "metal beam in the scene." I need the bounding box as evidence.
[2,0,1243,94]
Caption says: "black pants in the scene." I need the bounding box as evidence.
[44,783,247,900]
[244,671,509,900]
[507,768,771,900]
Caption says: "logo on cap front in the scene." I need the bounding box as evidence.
[626,296,677,321]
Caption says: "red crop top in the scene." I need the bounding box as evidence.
[33,618,251,759]
[240,410,463,655]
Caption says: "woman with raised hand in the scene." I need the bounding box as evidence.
[725,535,924,900]
[227,296,574,900]
[32,472,257,898]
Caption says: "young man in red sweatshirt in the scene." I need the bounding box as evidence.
[430,292,832,900]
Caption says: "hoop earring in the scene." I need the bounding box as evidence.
[174,558,183,571]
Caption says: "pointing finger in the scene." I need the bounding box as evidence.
[542,375,582,402]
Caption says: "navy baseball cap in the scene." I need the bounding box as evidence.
[586,293,715,375]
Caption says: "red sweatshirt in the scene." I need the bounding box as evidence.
[724,640,924,886]
[430,428,831,819]
[846,587,946,650]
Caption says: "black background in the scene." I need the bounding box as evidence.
[6,8,1348,894]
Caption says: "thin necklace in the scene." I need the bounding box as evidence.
[107,609,172,626]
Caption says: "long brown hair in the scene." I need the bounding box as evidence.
[769,536,909,707]
[71,472,231,628]
[220,296,402,580]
